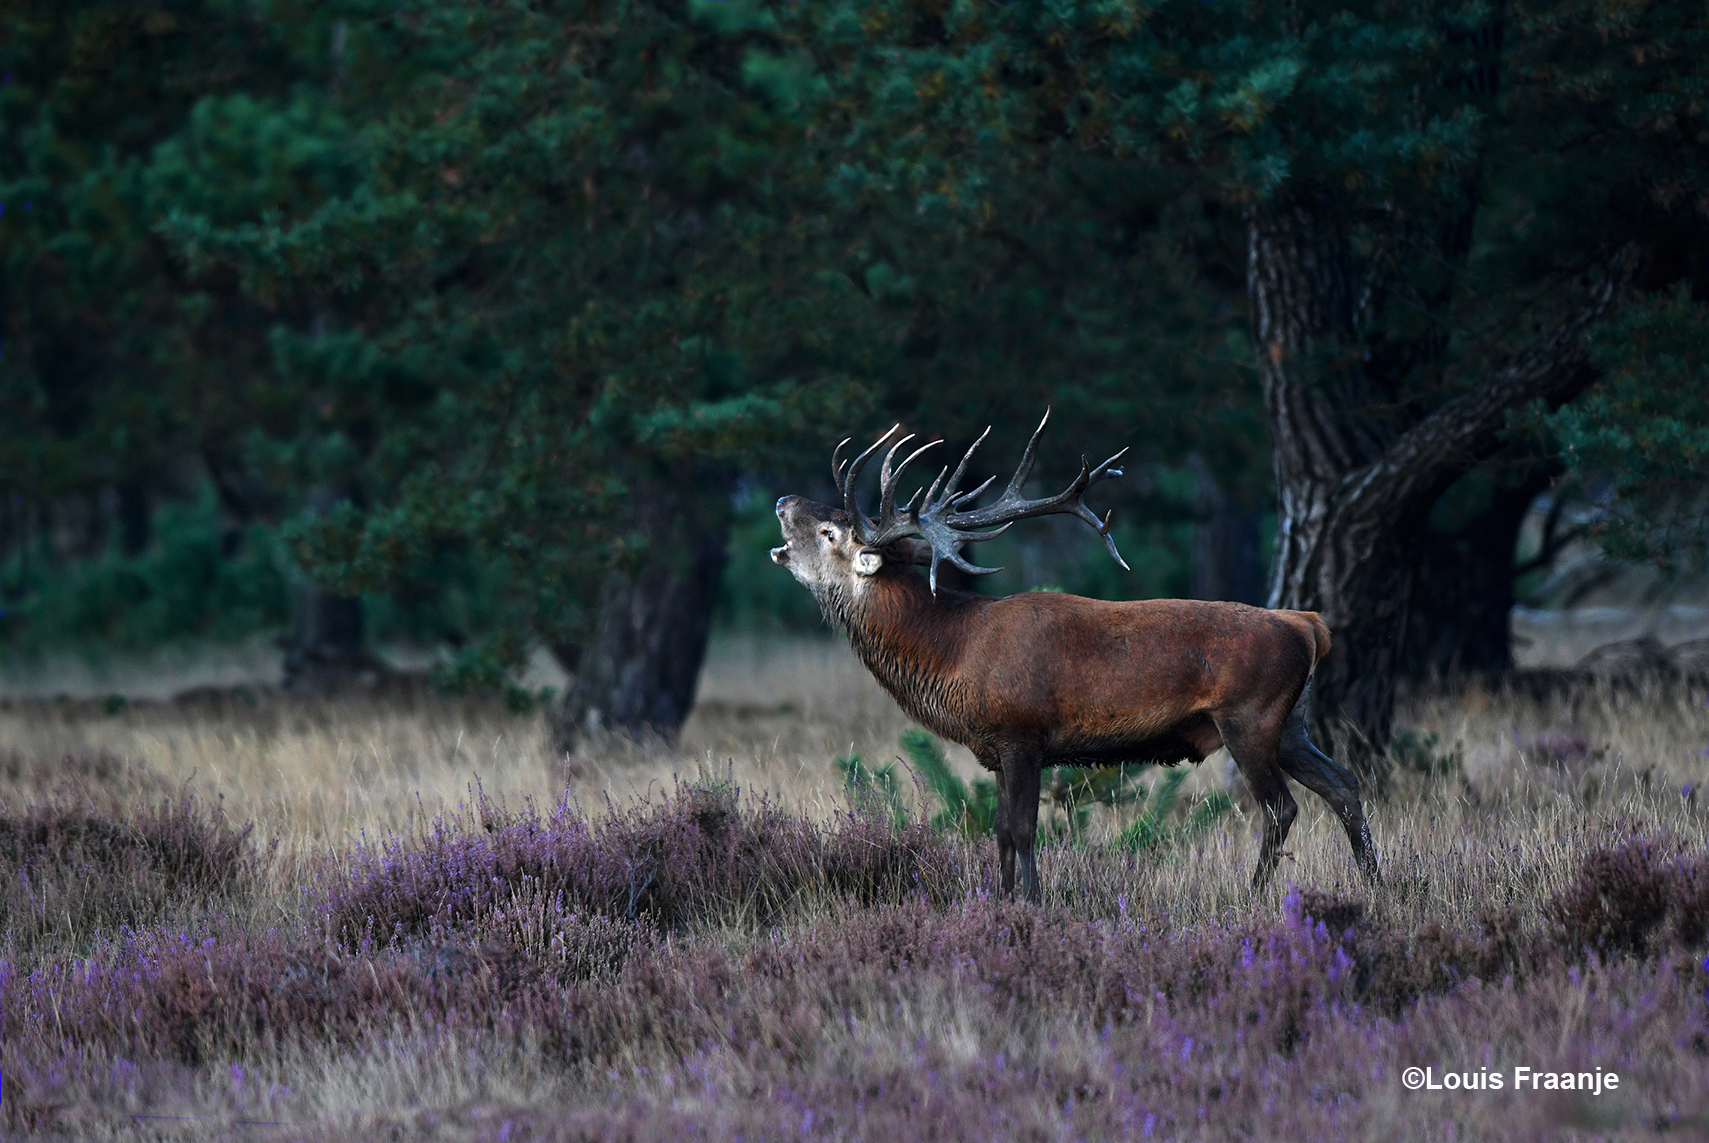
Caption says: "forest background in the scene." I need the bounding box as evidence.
[3,0,1707,777]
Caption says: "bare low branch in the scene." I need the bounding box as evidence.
[1346,247,1638,521]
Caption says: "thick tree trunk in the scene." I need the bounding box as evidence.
[282,489,379,694]
[282,582,373,693]
[550,469,732,752]
[1251,201,1630,779]
[1251,203,1409,772]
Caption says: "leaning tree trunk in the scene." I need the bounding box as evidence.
[550,468,733,753]
[1250,201,1631,780]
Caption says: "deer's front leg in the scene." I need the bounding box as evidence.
[995,760,1016,896]
[1000,746,1044,904]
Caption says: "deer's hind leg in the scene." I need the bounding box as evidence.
[1276,704,1380,884]
[1215,713,1298,891]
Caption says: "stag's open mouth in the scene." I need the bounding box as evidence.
[769,545,789,566]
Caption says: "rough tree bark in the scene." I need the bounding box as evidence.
[1251,201,1631,777]
[549,469,732,754]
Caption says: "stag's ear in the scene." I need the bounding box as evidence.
[853,547,884,576]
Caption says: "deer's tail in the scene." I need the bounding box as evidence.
[1281,610,1333,673]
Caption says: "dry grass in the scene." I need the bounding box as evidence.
[0,633,950,855]
[3,632,1709,1140]
[3,631,1705,867]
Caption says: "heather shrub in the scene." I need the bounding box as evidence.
[0,790,259,961]
[1289,886,1367,937]
[1546,838,1688,957]
[6,925,575,1068]
[10,835,1709,1138]
[1669,852,1709,947]
[324,778,962,948]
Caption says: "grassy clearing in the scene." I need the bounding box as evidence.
[1,633,1707,1140]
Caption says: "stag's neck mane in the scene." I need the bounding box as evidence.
[815,566,976,737]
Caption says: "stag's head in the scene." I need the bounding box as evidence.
[770,411,1131,608]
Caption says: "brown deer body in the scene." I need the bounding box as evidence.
[771,416,1378,902]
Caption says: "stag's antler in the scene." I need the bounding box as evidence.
[835,410,1129,593]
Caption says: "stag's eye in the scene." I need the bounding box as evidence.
[819,527,834,539]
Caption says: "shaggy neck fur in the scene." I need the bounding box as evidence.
[812,566,975,739]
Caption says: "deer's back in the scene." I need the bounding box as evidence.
[933,594,1321,762]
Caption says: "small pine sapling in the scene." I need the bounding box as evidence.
[1115,769,1232,852]
[835,751,908,828]
[899,728,999,838]
[1042,764,1153,843]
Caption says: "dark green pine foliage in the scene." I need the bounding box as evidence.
[1544,293,1709,573]
[1517,2,1709,573]
[145,1,902,723]
[766,0,1268,507]
[0,2,302,623]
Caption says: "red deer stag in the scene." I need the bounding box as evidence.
[770,413,1379,902]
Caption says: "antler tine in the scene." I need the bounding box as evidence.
[1000,408,1050,498]
[1096,508,1130,570]
[874,432,915,528]
[897,439,943,482]
[1089,446,1128,484]
[922,465,950,511]
[933,426,991,508]
[831,437,853,488]
[954,521,1011,544]
[893,439,942,510]
[870,436,943,544]
[950,473,998,508]
[839,424,900,524]
[927,543,1006,596]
